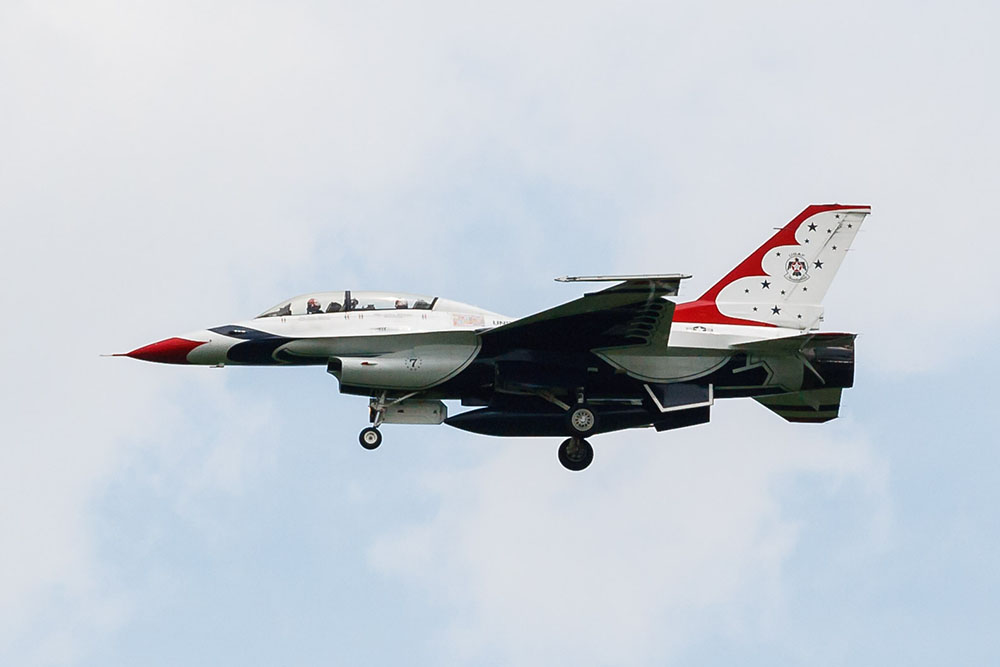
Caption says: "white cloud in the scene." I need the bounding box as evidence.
[370,405,888,664]
[0,0,993,663]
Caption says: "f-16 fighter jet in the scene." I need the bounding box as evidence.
[119,204,870,471]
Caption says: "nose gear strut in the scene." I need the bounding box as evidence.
[358,390,421,450]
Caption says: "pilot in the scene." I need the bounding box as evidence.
[395,298,408,309]
[306,298,322,314]
[326,301,342,313]
[413,299,430,309]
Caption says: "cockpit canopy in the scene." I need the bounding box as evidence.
[257,291,437,318]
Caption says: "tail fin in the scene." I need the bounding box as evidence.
[674,204,871,329]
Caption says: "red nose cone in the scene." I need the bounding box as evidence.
[122,337,207,364]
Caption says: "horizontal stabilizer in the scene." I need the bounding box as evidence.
[731,332,856,354]
[755,388,843,423]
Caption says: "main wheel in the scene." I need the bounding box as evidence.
[565,405,598,436]
[359,427,382,450]
[558,437,594,471]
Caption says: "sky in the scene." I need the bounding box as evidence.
[1,0,998,664]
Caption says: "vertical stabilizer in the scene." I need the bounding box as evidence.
[674,204,870,329]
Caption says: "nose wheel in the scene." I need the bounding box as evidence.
[359,427,382,450]
[558,437,594,471]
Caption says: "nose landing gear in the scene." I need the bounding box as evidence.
[358,391,389,450]
[558,437,594,471]
[358,390,424,451]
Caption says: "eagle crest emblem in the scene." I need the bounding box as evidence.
[784,253,810,282]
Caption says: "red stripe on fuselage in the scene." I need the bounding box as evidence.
[672,300,775,326]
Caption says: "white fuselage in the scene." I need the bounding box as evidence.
[177,298,811,392]
[184,301,513,365]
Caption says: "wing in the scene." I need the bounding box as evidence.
[481,275,688,354]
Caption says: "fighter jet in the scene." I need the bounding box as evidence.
[118,204,870,471]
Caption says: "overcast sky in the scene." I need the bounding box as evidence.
[2,1,998,665]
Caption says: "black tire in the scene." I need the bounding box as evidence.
[558,437,594,471]
[565,405,598,436]
[359,427,382,450]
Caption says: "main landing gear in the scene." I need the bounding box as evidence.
[565,404,598,437]
[558,437,594,471]
[540,389,598,471]
[359,427,382,450]
[537,388,599,439]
